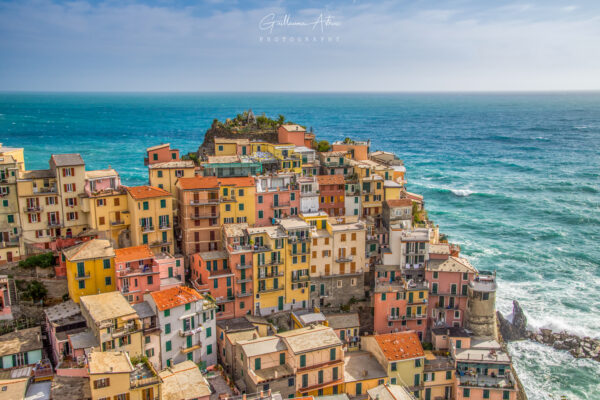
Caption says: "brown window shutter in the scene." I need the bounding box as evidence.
[74,198,78,206]
[73,183,76,191]
[71,168,74,176]
[64,184,67,192]
[28,214,32,223]
[45,197,49,205]
[62,168,66,177]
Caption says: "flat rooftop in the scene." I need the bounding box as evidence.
[159,360,212,400]
[80,291,137,324]
[88,351,133,374]
[278,325,341,354]
[50,376,91,400]
[0,327,42,357]
[344,351,387,382]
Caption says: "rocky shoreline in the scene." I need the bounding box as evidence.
[497,300,600,361]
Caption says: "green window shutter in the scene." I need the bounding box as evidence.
[103,259,111,269]
[206,327,212,338]
[255,358,261,370]
[185,303,191,311]
[143,201,149,210]
[330,348,336,361]
[165,323,171,334]
[160,199,166,208]
[207,344,213,354]
[280,353,285,365]
[7,214,14,223]
[333,367,338,380]
[300,354,306,367]
[166,340,172,352]
[187,335,192,348]
[164,309,170,317]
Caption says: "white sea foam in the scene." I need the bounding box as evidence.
[450,188,474,197]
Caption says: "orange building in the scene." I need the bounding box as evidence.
[331,140,370,161]
[278,124,307,147]
[145,143,180,165]
[316,175,345,216]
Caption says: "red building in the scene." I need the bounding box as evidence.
[277,124,307,147]
[190,250,234,319]
[316,175,345,216]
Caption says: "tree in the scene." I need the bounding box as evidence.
[316,140,331,152]
[343,137,352,144]
[277,114,285,125]
[22,280,48,302]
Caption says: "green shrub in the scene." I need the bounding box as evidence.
[18,252,55,269]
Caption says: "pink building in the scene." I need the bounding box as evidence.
[145,143,181,165]
[222,224,254,318]
[154,252,185,289]
[44,300,87,365]
[426,244,476,329]
[255,174,300,226]
[115,245,161,304]
[0,275,12,320]
[190,250,235,320]
[83,168,120,195]
[277,124,307,146]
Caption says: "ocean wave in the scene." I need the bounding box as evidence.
[451,188,474,197]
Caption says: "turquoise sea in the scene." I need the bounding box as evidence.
[1,93,599,399]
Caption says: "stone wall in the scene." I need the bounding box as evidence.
[309,274,364,309]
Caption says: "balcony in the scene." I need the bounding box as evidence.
[257,271,284,279]
[236,263,252,270]
[179,326,203,337]
[0,240,19,249]
[111,220,125,226]
[32,186,58,195]
[159,224,171,230]
[47,220,62,228]
[73,272,90,280]
[191,214,218,220]
[237,290,253,298]
[272,201,291,209]
[190,199,219,206]
[287,236,310,244]
[388,314,402,321]
[220,196,236,203]
[150,240,171,247]
[215,296,235,304]
[141,226,155,233]
[404,314,427,320]
[24,205,43,213]
[180,342,202,353]
[407,298,428,305]
[258,258,283,267]
[112,324,138,338]
[292,275,310,283]
[335,255,353,263]
[252,245,271,253]
[117,265,158,277]
[458,373,515,390]
[236,277,252,284]
[257,286,283,293]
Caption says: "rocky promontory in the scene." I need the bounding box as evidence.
[498,300,600,361]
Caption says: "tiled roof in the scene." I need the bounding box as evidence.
[278,325,341,354]
[373,331,424,361]
[177,176,219,190]
[218,176,255,187]
[115,245,154,264]
[324,313,360,330]
[427,257,477,273]
[51,154,85,167]
[80,292,136,323]
[316,175,345,185]
[146,143,170,152]
[150,286,203,311]
[280,124,305,132]
[386,199,413,207]
[0,327,42,357]
[148,161,195,169]
[63,239,114,262]
[126,185,171,199]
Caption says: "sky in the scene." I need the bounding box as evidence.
[1,0,600,92]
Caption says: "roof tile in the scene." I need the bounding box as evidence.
[373,331,424,361]
[150,286,203,311]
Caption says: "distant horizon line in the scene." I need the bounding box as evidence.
[1,89,600,95]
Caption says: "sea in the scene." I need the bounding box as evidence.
[1,92,599,399]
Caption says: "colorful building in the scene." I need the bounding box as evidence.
[79,291,144,358]
[114,245,161,304]
[222,223,255,318]
[0,144,24,263]
[218,177,256,226]
[190,250,235,319]
[148,160,195,196]
[316,175,345,217]
[145,143,180,166]
[214,137,251,156]
[255,173,300,226]
[0,327,43,369]
[146,286,217,369]
[423,350,454,400]
[63,239,116,303]
[278,124,308,147]
[343,351,388,399]
[297,176,320,214]
[363,331,425,398]
[331,140,370,161]
[126,185,174,255]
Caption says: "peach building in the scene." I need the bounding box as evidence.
[114,245,160,304]
[316,175,345,217]
[214,137,251,156]
[190,250,235,319]
[426,246,476,329]
[222,223,254,318]
[278,124,307,147]
[331,140,370,161]
[176,176,220,256]
[145,143,180,165]
[255,174,300,226]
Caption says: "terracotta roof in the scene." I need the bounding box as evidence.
[150,286,203,311]
[386,199,413,207]
[126,185,171,199]
[115,245,154,264]
[146,143,170,152]
[316,175,345,185]
[217,176,255,187]
[177,176,219,190]
[373,331,424,361]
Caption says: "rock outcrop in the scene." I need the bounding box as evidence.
[497,300,528,341]
[499,300,600,361]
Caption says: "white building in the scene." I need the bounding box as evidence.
[297,176,319,214]
[145,286,217,369]
[344,180,361,217]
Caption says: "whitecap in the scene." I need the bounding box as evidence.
[451,188,474,197]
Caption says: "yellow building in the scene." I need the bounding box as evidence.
[63,239,116,303]
[80,291,144,358]
[360,174,385,218]
[126,185,174,255]
[218,177,256,226]
[148,160,195,196]
[214,137,250,156]
[423,350,454,400]
[246,225,287,315]
[343,351,388,399]
[81,169,130,247]
[363,332,425,398]
[0,144,25,263]
[17,154,89,253]
[88,351,161,400]
[250,142,302,174]
[279,217,311,311]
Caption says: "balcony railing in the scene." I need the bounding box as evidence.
[73,272,90,280]
[335,255,353,263]
[159,224,171,230]
[0,240,20,249]
[215,296,235,304]
[292,275,310,282]
[47,220,62,228]
[257,286,283,293]
[388,314,402,321]
[220,196,237,203]
[130,375,160,389]
[236,277,252,284]
[257,271,284,279]
[112,324,138,338]
[236,263,252,270]
[252,245,271,252]
[24,205,43,213]
[191,214,218,220]
[150,240,171,247]
[190,199,219,206]
[179,326,203,337]
[272,201,291,208]
[288,236,310,243]
[33,186,58,194]
[141,226,155,233]
[237,290,253,298]
[258,258,283,267]
[111,220,125,226]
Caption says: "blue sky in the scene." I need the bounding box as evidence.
[1,0,599,91]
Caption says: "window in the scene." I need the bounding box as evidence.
[258,210,263,219]
[93,378,110,389]
[463,388,470,398]
[414,373,420,386]
[185,303,191,311]
[239,203,244,211]
[433,271,438,279]
[302,374,308,388]
[288,378,295,387]
[145,336,151,344]
[330,348,336,360]
[483,390,490,399]
[503,391,510,400]
[239,189,244,196]
[103,259,111,269]
[391,362,397,371]
[391,378,396,384]
[206,327,212,337]
[105,277,111,286]
[147,276,153,285]
[258,195,263,204]
[166,341,172,352]
[415,358,421,367]
[225,204,231,212]
[446,371,452,379]
[280,353,285,365]
[356,383,362,395]
[78,280,85,289]
[483,293,490,300]
[300,354,306,367]
[157,170,163,178]
[255,358,261,370]
[142,201,149,210]
[160,199,166,208]
[432,283,438,294]
[207,344,213,354]
[164,309,170,317]
[165,323,171,334]
[318,370,324,384]
[333,366,339,380]
[381,293,386,301]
